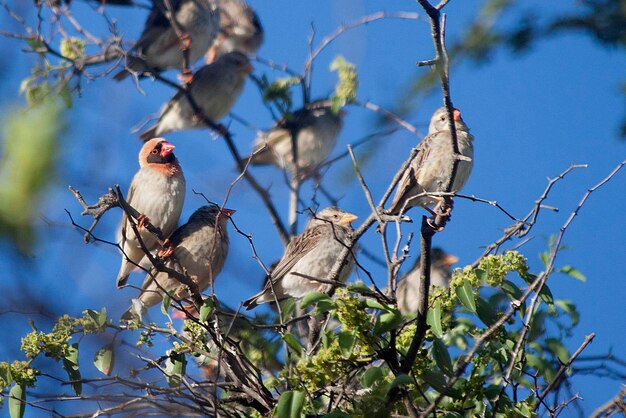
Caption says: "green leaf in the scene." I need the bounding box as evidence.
[538,284,554,306]
[476,297,499,326]
[426,300,443,338]
[300,292,330,309]
[388,374,413,390]
[275,390,305,418]
[282,333,303,356]
[199,299,214,322]
[555,299,579,326]
[474,268,487,282]
[0,101,63,252]
[346,282,371,294]
[545,338,570,363]
[8,384,26,418]
[164,350,186,387]
[161,292,173,316]
[94,344,114,376]
[337,331,356,358]
[280,298,296,321]
[432,338,453,377]
[85,308,107,328]
[62,343,81,396]
[364,298,387,310]
[455,280,477,312]
[361,367,384,388]
[314,299,337,314]
[374,310,403,334]
[422,370,463,399]
[559,266,586,282]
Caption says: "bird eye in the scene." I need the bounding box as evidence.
[151,149,159,154]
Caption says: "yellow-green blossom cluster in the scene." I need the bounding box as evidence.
[0,361,39,390]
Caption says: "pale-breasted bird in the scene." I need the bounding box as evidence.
[114,0,220,81]
[117,138,186,287]
[139,51,252,139]
[121,205,233,320]
[243,207,357,310]
[205,0,264,63]
[396,248,458,315]
[244,100,344,178]
[388,107,474,214]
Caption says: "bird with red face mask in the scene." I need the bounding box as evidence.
[116,138,186,287]
[121,205,233,320]
[139,51,252,139]
[388,107,474,215]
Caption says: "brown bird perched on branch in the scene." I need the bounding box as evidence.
[117,138,186,287]
[396,248,458,315]
[244,100,345,179]
[139,51,252,139]
[243,207,357,310]
[113,0,220,81]
[388,106,474,215]
[121,205,233,320]
[205,0,264,63]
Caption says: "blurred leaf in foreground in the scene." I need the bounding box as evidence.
[0,100,63,252]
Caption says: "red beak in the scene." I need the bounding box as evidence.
[160,141,175,157]
[220,207,236,217]
[453,109,462,121]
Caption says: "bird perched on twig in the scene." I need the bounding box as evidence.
[388,106,474,215]
[243,207,357,310]
[396,248,458,315]
[244,100,345,179]
[205,0,263,63]
[121,205,233,320]
[139,51,252,139]
[114,0,220,81]
[117,138,186,287]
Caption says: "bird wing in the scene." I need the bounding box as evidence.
[390,134,433,209]
[266,225,325,284]
[119,181,137,246]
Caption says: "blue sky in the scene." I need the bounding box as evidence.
[1,0,625,415]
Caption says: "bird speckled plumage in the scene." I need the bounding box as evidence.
[117,138,185,287]
[114,0,220,80]
[205,0,263,63]
[140,51,252,139]
[121,205,232,320]
[243,207,357,310]
[396,248,458,315]
[389,107,474,214]
[244,100,344,178]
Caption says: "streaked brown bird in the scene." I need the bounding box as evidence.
[140,51,252,139]
[388,107,474,215]
[244,100,344,179]
[114,0,220,81]
[396,248,458,315]
[121,205,233,320]
[117,138,186,287]
[205,0,264,63]
[243,207,357,310]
